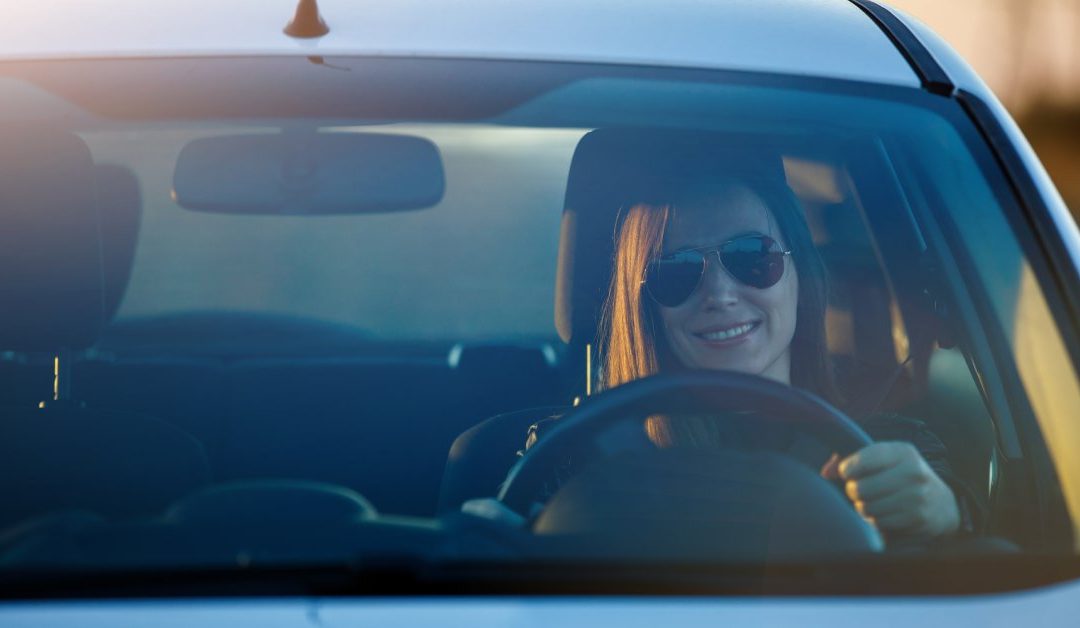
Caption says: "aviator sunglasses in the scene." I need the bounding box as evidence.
[644,234,791,307]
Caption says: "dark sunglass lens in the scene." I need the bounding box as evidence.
[646,252,704,307]
[720,236,785,289]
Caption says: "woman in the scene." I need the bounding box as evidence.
[517,177,977,542]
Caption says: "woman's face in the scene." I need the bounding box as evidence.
[656,187,799,384]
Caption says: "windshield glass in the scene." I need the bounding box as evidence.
[0,57,1077,592]
[100,123,578,343]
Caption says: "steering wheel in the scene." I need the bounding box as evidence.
[497,371,877,553]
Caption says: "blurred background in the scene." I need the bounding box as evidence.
[890,0,1079,215]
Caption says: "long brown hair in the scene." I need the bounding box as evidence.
[595,179,839,446]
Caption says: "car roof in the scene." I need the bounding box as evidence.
[2,0,918,87]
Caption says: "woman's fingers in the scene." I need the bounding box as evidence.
[836,441,961,539]
[838,441,919,480]
[854,486,926,519]
[843,462,917,502]
[856,488,946,536]
[871,509,924,534]
[839,442,924,502]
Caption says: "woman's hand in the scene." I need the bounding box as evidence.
[823,442,961,540]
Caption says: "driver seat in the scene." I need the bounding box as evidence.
[438,128,790,513]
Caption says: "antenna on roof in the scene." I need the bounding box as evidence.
[284,0,330,38]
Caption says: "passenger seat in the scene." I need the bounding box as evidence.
[0,129,210,529]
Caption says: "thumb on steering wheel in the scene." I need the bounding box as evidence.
[820,453,842,480]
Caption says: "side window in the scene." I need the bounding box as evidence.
[784,154,917,405]
[785,151,998,506]
[912,136,1080,546]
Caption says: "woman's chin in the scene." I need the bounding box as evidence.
[681,346,762,375]
[679,343,785,382]
[669,323,790,379]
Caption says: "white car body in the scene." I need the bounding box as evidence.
[2,0,1078,625]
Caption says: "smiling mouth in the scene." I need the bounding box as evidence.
[694,321,760,342]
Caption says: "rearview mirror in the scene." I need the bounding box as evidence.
[172,132,445,214]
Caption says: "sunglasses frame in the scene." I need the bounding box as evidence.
[642,234,792,307]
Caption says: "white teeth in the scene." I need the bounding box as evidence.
[700,323,754,341]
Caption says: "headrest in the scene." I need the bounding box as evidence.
[0,128,104,352]
[95,164,141,322]
[554,128,787,345]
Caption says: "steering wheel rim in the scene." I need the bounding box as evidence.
[498,370,872,514]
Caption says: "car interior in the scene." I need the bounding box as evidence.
[0,66,1056,562]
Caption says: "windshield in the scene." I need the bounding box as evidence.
[0,57,1077,594]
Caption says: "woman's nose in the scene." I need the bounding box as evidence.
[698,253,740,308]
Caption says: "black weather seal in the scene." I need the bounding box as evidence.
[847,0,954,96]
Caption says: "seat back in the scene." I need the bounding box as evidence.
[0,131,210,528]
[0,407,211,527]
[224,343,560,517]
